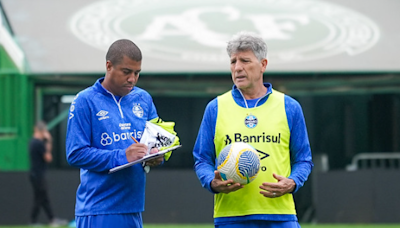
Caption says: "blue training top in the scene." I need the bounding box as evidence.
[193,83,314,224]
[66,77,158,216]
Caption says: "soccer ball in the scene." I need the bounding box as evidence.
[217,142,260,185]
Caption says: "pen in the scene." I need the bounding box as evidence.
[131,135,139,144]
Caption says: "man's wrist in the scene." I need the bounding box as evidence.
[288,178,296,193]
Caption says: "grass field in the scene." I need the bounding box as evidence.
[0,224,400,228]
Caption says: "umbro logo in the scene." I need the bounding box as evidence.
[256,149,269,160]
[97,110,109,121]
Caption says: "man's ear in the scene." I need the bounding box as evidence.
[106,60,113,71]
[261,58,268,72]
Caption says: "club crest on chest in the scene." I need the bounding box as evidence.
[244,114,258,129]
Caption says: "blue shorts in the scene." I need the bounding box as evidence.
[76,213,142,228]
[215,220,301,228]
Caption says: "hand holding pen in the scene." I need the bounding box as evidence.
[132,136,163,168]
[125,136,148,163]
[125,135,162,167]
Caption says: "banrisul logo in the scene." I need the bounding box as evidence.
[70,0,379,64]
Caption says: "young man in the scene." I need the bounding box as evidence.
[66,39,171,228]
[193,32,314,228]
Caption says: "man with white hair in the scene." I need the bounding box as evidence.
[193,31,313,228]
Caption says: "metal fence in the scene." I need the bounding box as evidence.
[346,152,400,171]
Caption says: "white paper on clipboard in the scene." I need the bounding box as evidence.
[108,145,182,174]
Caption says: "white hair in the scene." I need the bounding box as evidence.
[226,31,268,61]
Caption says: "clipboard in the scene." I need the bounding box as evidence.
[108,145,182,174]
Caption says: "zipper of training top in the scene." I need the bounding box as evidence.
[254,91,270,107]
[107,91,124,118]
[237,89,271,109]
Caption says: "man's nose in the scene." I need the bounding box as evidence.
[127,73,138,83]
[234,62,243,71]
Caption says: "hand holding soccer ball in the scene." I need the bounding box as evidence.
[210,170,244,194]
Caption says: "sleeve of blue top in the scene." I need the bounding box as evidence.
[285,95,314,193]
[193,98,219,194]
